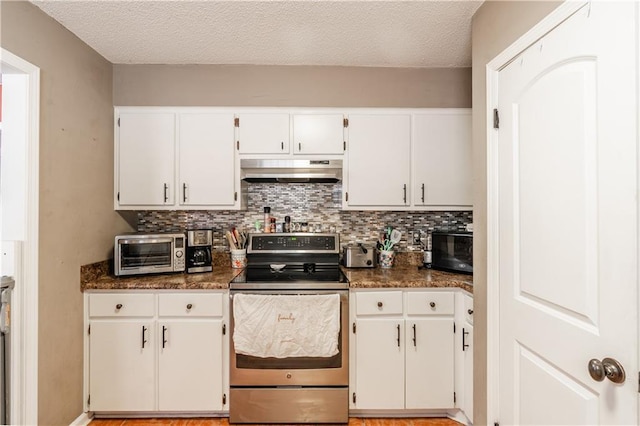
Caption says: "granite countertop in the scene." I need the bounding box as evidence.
[81,253,472,293]
[342,267,472,293]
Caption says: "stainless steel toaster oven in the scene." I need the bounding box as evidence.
[114,233,186,276]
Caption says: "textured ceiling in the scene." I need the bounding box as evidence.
[31,0,483,68]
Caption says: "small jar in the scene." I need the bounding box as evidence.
[284,216,291,233]
[300,222,309,232]
[270,217,276,233]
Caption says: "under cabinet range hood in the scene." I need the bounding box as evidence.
[240,159,342,183]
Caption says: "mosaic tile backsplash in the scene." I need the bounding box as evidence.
[137,183,472,252]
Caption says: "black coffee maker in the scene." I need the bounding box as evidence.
[186,229,213,273]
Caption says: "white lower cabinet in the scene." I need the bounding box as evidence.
[454,292,474,424]
[87,291,228,414]
[89,320,156,411]
[351,290,455,411]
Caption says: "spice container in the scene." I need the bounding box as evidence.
[263,207,271,233]
[270,217,276,233]
[284,216,291,233]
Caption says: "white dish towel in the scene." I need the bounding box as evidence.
[233,293,341,358]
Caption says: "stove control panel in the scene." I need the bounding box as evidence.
[248,233,338,253]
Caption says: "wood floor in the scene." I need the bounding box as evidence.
[90,418,461,426]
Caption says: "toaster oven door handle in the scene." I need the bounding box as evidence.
[118,238,174,245]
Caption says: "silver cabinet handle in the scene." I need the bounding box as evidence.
[588,358,626,383]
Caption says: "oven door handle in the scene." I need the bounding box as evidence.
[119,238,173,245]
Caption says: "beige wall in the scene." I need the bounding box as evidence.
[0,2,133,424]
[471,1,562,424]
[114,64,471,107]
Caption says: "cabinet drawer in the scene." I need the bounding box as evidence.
[355,291,403,315]
[464,294,474,325]
[89,293,155,317]
[406,291,454,315]
[158,292,223,317]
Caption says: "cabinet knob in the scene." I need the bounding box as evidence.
[430,302,436,308]
[186,303,193,310]
[116,304,123,310]
[377,301,383,308]
[468,309,474,315]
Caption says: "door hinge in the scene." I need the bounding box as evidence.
[343,141,346,151]
[223,393,227,405]
[343,118,349,128]
[234,117,239,127]
[223,323,227,335]
[345,192,349,202]
[234,192,238,202]
[454,391,457,404]
[117,117,120,127]
[493,108,500,129]
[352,322,356,334]
[352,392,356,403]
[236,141,240,150]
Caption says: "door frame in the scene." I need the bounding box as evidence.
[1,48,40,425]
[485,1,609,423]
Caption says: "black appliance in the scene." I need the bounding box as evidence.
[431,231,473,274]
[186,229,213,273]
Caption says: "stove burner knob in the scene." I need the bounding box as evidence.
[286,373,292,379]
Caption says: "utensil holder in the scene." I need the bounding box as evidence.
[231,249,247,269]
[379,250,395,269]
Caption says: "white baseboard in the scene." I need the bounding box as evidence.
[69,412,93,426]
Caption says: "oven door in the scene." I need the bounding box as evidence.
[229,289,349,387]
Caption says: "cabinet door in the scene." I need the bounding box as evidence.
[346,114,411,207]
[237,113,289,154]
[118,112,175,206]
[413,111,472,207]
[89,321,155,411]
[354,318,404,409]
[178,113,236,206]
[158,320,223,411]
[292,114,344,154]
[463,322,474,423]
[405,318,454,409]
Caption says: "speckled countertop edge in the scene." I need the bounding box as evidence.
[81,260,472,293]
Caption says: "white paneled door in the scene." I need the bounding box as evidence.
[496,3,638,424]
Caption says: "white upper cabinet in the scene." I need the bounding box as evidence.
[115,108,240,210]
[345,114,411,207]
[292,114,345,154]
[178,112,236,206]
[412,110,472,207]
[118,111,175,206]
[236,113,290,154]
